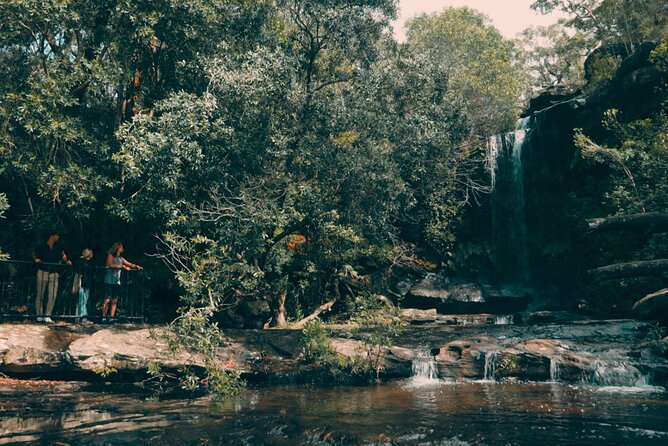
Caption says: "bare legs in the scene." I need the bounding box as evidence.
[102,298,118,318]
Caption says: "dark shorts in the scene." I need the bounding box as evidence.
[105,283,121,300]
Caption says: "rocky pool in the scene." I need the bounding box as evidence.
[1,379,666,445]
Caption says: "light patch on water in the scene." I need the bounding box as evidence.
[618,425,668,439]
[403,375,455,389]
[595,385,665,394]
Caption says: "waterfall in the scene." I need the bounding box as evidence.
[493,315,514,325]
[483,351,497,381]
[550,358,560,382]
[488,117,532,282]
[404,351,442,388]
[412,352,438,381]
[585,360,649,387]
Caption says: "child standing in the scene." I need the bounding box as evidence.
[76,248,94,324]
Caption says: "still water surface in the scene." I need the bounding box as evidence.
[1,380,667,445]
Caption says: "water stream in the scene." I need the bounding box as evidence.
[1,381,666,445]
[407,351,442,388]
[483,351,498,382]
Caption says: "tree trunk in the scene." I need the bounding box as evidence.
[586,212,668,234]
[291,299,337,329]
[588,259,668,281]
[632,288,668,318]
[275,290,287,328]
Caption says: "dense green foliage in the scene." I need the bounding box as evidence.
[405,7,529,135]
[0,0,492,394]
[521,1,668,91]
[531,0,667,52]
[1,0,666,394]
[518,24,590,90]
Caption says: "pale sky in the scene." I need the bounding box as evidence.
[393,0,566,41]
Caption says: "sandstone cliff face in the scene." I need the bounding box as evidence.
[487,41,667,290]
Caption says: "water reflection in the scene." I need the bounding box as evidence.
[0,381,666,445]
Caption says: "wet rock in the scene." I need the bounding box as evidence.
[524,311,587,324]
[384,347,414,378]
[494,350,550,381]
[433,338,498,379]
[399,308,438,324]
[519,339,567,356]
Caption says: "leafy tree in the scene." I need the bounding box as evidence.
[0,0,268,243]
[0,0,478,396]
[517,24,590,91]
[405,7,529,136]
[531,0,668,54]
[575,107,668,214]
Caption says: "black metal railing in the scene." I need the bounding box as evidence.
[0,259,148,321]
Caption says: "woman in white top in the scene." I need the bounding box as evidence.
[103,242,142,323]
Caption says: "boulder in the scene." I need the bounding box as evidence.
[0,324,77,373]
[384,347,415,377]
[524,311,587,324]
[67,327,246,372]
[405,274,484,312]
[399,308,438,324]
[238,299,272,329]
[502,350,551,381]
[330,338,369,360]
[523,85,581,116]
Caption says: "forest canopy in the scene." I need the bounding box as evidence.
[1,0,667,393]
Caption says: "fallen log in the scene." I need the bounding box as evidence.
[586,212,668,234]
[588,259,668,281]
[632,288,668,318]
[291,299,337,329]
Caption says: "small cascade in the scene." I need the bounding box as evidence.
[585,360,649,388]
[404,351,443,389]
[493,315,514,325]
[488,117,532,282]
[483,351,498,381]
[549,358,560,383]
[412,352,438,381]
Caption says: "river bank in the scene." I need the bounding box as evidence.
[1,314,667,387]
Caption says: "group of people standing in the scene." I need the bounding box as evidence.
[32,230,142,323]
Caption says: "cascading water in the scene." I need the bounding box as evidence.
[412,352,438,381]
[483,351,498,381]
[585,360,649,388]
[488,117,532,283]
[405,351,442,388]
[550,358,560,383]
[493,315,514,325]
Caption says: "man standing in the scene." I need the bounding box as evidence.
[32,230,71,323]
